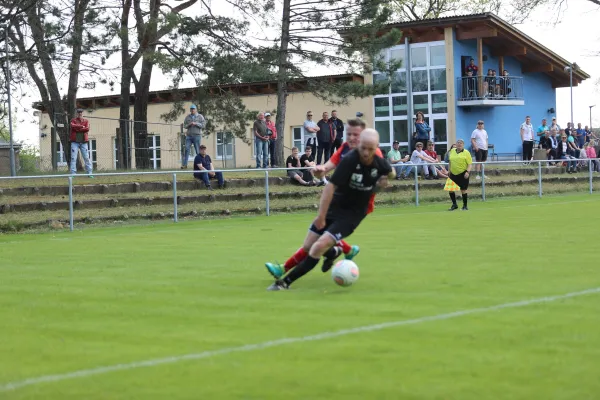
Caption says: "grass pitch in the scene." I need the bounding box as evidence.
[1,194,600,399]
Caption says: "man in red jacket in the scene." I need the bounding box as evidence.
[69,109,93,177]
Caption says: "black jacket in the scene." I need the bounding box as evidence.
[329,117,345,141]
[555,140,571,158]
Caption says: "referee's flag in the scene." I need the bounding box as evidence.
[443,177,460,192]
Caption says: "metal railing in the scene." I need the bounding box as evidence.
[0,158,598,232]
[456,75,523,101]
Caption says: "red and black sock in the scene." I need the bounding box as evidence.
[338,240,352,254]
[284,248,307,272]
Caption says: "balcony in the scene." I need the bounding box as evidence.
[456,76,524,107]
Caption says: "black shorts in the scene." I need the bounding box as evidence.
[475,149,488,162]
[309,214,365,242]
[449,172,470,191]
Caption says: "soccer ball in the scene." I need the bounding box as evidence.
[331,260,359,287]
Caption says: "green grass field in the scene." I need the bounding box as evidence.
[2,194,600,399]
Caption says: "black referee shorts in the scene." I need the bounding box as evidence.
[475,149,488,162]
[449,171,470,191]
[309,214,365,242]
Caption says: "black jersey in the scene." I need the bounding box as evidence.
[328,149,391,216]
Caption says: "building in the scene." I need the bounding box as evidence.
[34,13,589,170]
[0,138,20,176]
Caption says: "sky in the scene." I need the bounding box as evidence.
[9,0,600,147]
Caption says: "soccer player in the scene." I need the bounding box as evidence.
[265,118,381,278]
[267,129,394,290]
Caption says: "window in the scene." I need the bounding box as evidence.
[147,135,161,170]
[88,139,97,169]
[373,41,448,151]
[292,126,305,151]
[216,132,234,160]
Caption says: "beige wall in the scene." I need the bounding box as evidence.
[39,93,373,171]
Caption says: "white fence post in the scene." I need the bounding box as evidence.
[265,170,270,216]
[68,176,74,231]
[414,165,419,207]
[172,172,178,223]
[538,161,543,198]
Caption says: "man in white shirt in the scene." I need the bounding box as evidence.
[471,120,489,180]
[303,111,319,153]
[410,142,437,180]
[520,115,534,164]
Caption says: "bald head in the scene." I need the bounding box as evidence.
[358,128,380,164]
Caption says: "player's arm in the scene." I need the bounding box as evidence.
[313,159,336,179]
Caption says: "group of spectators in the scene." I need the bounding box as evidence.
[461,58,512,100]
[522,116,600,173]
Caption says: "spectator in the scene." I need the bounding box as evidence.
[579,141,589,167]
[414,112,431,148]
[303,111,319,153]
[286,147,312,186]
[549,117,561,136]
[387,140,412,180]
[444,143,457,163]
[253,112,269,168]
[567,133,581,159]
[470,120,488,180]
[537,118,549,147]
[500,70,511,97]
[547,129,559,165]
[584,126,592,144]
[410,142,437,180]
[316,111,334,164]
[299,145,323,185]
[575,123,586,148]
[585,142,600,172]
[424,140,439,179]
[265,112,278,167]
[182,104,205,169]
[556,133,577,173]
[329,110,344,156]
[464,70,478,99]
[484,69,495,97]
[565,122,572,137]
[465,58,478,76]
[193,145,224,190]
[69,109,93,177]
[492,70,501,96]
[520,115,534,164]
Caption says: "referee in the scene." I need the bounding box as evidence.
[448,139,473,211]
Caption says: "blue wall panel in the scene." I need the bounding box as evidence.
[452,34,557,155]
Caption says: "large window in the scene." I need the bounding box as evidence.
[147,135,161,170]
[216,132,234,160]
[292,126,305,151]
[373,41,448,151]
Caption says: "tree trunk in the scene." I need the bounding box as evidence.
[133,55,154,169]
[118,0,133,169]
[275,0,291,164]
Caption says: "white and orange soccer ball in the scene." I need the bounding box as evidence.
[331,260,359,287]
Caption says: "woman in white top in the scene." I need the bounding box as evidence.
[520,116,534,163]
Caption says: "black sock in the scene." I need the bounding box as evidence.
[323,246,341,259]
[462,193,468,207]
[449,192,457,205]
[283,256,320,286]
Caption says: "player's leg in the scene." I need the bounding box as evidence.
[338,239,360,260]
[265,229,319,279]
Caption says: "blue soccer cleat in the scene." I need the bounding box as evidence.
[265,262,284,279]
[345,245,360,260]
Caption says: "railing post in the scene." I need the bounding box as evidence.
[481,163,486,201]
[173,172,178,223]
[414,165,419,207]
[265,170,270,216]
[538,161,542,198]
[589,158,593,194]
[68,176,74,231]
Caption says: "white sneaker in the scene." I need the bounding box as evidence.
[476,175,481,180]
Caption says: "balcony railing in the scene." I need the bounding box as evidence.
[456,75,524,105]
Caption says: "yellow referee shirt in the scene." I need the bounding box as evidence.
[448,148,473,175]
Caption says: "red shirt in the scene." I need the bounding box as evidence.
[330,142,383,214]
[424,149,438,160]
[265,120,277,140]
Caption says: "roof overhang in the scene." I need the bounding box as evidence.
[363,13,589,88]
[32,74,365,113]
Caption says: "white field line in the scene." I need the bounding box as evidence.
[0,197,597,246]
[1,286,599,393]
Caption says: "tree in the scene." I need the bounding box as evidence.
[5,0,115,168]
[269,0,401,164]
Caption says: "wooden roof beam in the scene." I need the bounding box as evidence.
[491,46,526,57]
[522,64,554,73]
[456,27,498,41]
